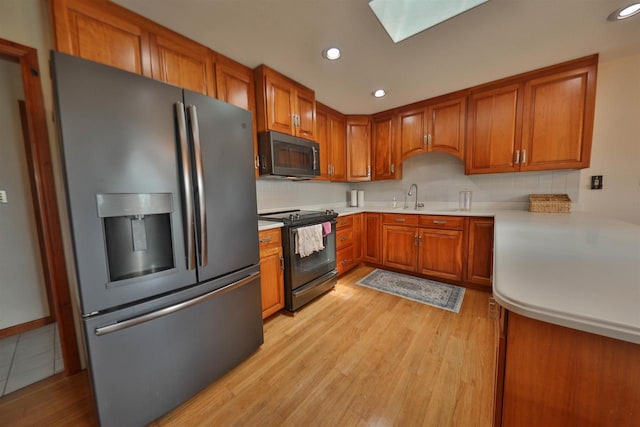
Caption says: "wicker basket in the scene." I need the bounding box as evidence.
[529,194,572,213]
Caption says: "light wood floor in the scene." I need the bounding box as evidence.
[0,265,496,426]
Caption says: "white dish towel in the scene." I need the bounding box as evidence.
[295,224,325,257]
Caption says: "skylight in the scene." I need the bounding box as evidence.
[369,0,489,43]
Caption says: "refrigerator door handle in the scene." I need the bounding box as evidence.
[94,271,260,336]
[176,102,196,270]
[188,105,208,268]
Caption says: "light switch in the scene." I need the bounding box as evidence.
[0,190,7,203]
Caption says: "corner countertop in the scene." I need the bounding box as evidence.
[492,211,640,344]
[256,205,639,343]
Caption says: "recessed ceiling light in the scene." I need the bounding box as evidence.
[607,2,640,21]
[372,89,387,98]
[322,47,341,60]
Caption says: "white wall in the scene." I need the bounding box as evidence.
[0,59,50,329]
[256,179,350,211]
[578,54,640,224]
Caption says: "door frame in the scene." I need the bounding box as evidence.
[0,38,80,375]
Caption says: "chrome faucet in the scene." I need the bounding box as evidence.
[404,183,423,210]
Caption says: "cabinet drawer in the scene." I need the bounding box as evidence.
[258,228,282,254]
[337,245,354,276]
[382,213,419,226]
[336,228,353,250]
[419,215,465,230]
[336,215,353,229]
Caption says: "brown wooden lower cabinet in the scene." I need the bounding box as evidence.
[336,214,361,276]
[381,214,465,283]
[363,213,382,263]
[494,309,640,427]
[466,217,494,288]
[258,229,284,319]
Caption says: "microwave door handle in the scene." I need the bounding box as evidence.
[188,105,208,268]
[312,147,318,170]
[175,102,196,270]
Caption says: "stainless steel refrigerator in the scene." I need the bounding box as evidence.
[52,52,263,426]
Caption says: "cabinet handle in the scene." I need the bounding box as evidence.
[515,150,520,164]
[339,220,347,226]
[394,218,406,222]
[390,163,395,174]
[341,259,350,265]
[340,236,348,242]
[423,134,428,147]
[280,256,285,271]
[418,235,423,245]
[432,220,447,225]
[254,155,260,170]
[367,165,371,177]
[414,235,419,246]
[259,237,273,244]
[427,134,432,146]
[522,149,527,164]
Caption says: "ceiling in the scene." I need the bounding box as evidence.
[113,0,640,114]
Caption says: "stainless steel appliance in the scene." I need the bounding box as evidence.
[257,131,320,179]
[258,210,338,311]
[52,52,263,427]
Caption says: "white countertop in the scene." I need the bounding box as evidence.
[492,211,640,344]
[257,205,640,343]
[257,220,284,231]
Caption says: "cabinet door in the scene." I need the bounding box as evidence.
[296,85,316,139]
[466,84,523,174]
[259,246,284,319]
[150,32,215,96]
[372,112,399,180]
[418,228,463,282]
[398,106,427,160]
[330,113,347,181]
[346,116,371,182]
[52,0,152,76]
[383,225,418,272]
[258,229,284,319]
[315,104,333,180]
[352,213,363,264]
[466,217,494,288]
[520,66,595,171]
[428,96,466,160]
[363,213,381,264]
[263,71,296,135]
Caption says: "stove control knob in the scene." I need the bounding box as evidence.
[325,209,334,215]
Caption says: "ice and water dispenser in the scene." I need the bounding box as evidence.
[97,193,175,283]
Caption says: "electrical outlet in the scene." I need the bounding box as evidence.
[591,175,603,190]
[0,190,7,203]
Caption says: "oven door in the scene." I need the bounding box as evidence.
[287,221,336,290]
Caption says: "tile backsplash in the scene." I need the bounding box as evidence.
[256,152,580,211]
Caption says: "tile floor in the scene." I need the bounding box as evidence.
[0,323,63,396]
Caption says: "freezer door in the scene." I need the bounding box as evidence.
[83,267,263,427]
[52,52,197,314]
[183,90,259,282]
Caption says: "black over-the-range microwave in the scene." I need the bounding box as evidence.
[258,131,320,180]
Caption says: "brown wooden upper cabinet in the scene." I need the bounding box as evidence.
[372,111,400,180]
[466,55,597,174]
[254,65,316,140]
[398,93,466,162]
[149,32,216,97]
[316,103,347,181]
[346,115,372,182]
[51,0,153,77]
